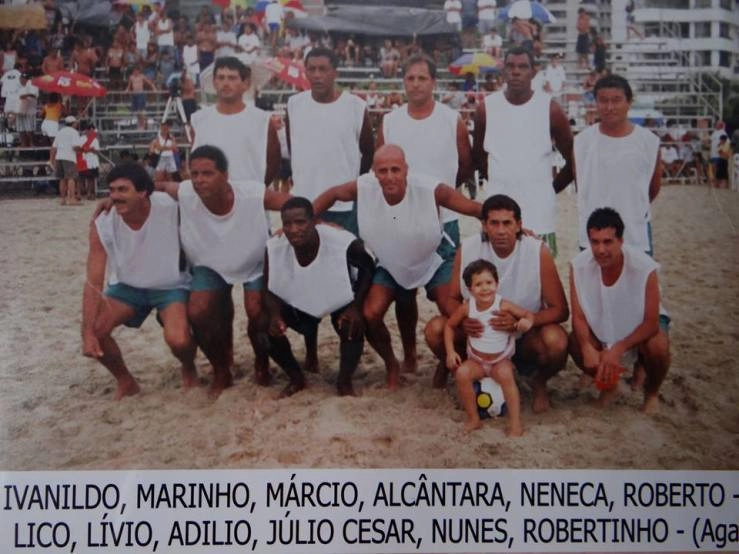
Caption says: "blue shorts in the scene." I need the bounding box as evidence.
[321,205,358,237]
[268,22,280,33]
[131,93,146,112]
[190,265,264,292]
[443,220,460,250]
[372,237,455,299]
[105,283,188,328]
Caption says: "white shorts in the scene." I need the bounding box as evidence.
[41,119,59,138]
[156,155,178,173]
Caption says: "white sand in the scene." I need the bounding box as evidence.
[1,186,737,470]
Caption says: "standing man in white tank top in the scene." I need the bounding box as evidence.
[424,194,569,412]
[376,54,473,375]
[569,208,670,414]
[314,145,483,390]
[82,163,197,401]
[573,74,662,256]
[473,47,574,257]
[285,47,374,237]
[190,57,280,186]
[155,146,291,397]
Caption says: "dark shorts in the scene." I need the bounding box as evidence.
[443,220,460,250]
[131,92,146,112]
[278,299,356,341]
[105,283,188,328]
[321,205,358,237]
[80,167,99,179]
[109,67,123,81]
[190,265,264,292]
[278,157,292,180]
[576,33,591,55]
[372,237,455,300]
[268,22,280,33]
[55,160,77,179]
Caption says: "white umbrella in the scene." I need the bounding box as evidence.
[499,1,557,23]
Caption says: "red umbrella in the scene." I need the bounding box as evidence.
[32,71,107,97]
[264,57,310,90]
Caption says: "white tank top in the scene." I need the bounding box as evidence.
[134,22,150,50]
[357,171,443,290]
[483,90,555,234]
[460,234,542,313]
[156,134,175,159]
[95,192,189,289]
[574,124,659,252]
[267,224,356,318]
[157,19,174,46]
[191,104,270,183]
[179,180,268,284]
[468,294,511,354]
[287,90,366,211]
[572,245,658,347]
[382,101,460,224]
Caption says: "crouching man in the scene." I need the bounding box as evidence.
[82,162,197,399]
[264,197,376,397]
[569,207,670,413]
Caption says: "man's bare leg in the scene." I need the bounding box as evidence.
[424,315,466,388]
[331,312,364,396]
[245,290,272,385]
[394,293,418,373]
[159,302,198,389]
[188,289,234,397]
[640,330,670,414]
[363,284,401,390]
[518,324,568,413]
[91,298,141,400]
[59,177,68,205]
[303,330,319,373]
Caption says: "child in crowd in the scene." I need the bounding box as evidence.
[444,259,533,436]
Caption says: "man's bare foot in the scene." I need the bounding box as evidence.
[464,418,482,433]
[641,394,659,414]
[60,198,67,206]
[303,356,319,373]
[114,377,140,400]
[532,377,551,413]
[279,379,305,398]
[254,367,272,386]
[336,378,355,397]
[386,362,400,391]
[209,370,233,398]
[596,386,618,408]
[506,422,524,437]
[631,364,646,391]
[180,368,200,390]
[432,361,448,389]
[401,355,417,374]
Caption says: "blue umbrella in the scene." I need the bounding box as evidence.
[498,0,556,23]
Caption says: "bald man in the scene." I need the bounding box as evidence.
[313,144,482,389]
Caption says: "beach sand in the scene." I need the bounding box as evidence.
[1,185,737,470]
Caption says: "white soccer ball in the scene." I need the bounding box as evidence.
[474,377,507,418]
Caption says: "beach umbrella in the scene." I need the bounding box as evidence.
[264,57,310,90]
[282,0,307,18]
[448,52,500,76]
[498,1,556,23]
[32,71,107,97]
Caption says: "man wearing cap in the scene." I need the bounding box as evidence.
[49,115,82,205]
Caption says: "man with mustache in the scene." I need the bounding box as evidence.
[82,163,197,400]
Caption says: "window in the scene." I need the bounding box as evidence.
[719,51,731,67]
[694,0,711,7]
[679,22,690,38]
[694,22,712,38]
[719,0,732,9]
[644,0,689,7]
[693,50,712,66]
[719,23,731,38]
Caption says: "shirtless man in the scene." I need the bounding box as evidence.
[376,53,473,374]
[473,47,574,256]
[41,49,64,75]
[82,162,197,400]
[263,197,376,397]
[155,145,291,396]
[106,39,125,91]
[126,65,156,129]
[569,207,670,413]
[191,56,279,185]
[72,38,98,77]
[314,144,483,389]
[424,194,569,412]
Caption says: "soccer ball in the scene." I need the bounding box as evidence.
[473,377,507,419]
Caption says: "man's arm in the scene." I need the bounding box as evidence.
[81,223,107,358]
[153,180,180,200]
[535,243,569,326]
[375,113,386,149]
[336,239,376,340]
[472,102,487,181]
[434,183,482,218]
[263,189,291,211]
[313,181,358,217]
[649,150,662,202]
[551,100,574,193]
[569,266,599,371]
[455,116,473,186]
[261,253,287,336]
[358,108,374,175]
[265,118,281,186]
